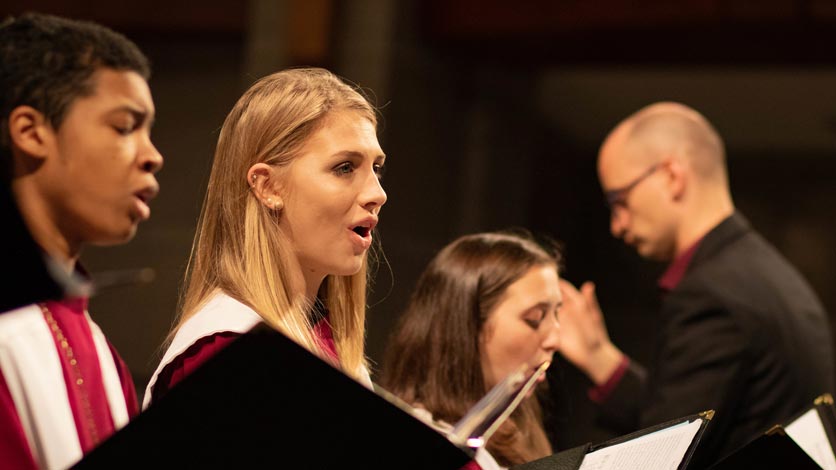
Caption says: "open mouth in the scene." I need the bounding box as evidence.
[352,226,371,238]
[134,184,159,205]
[131,185,159,222]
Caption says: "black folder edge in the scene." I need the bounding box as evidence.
[778,392,836,466]
[814,393,836,458]
[708,393,836,470]
[782,392,836,432]
[708,426,822,470]
[802,392,836,460]
[74,323,475,469]
[509,442,590,470]
[512,410,713,470]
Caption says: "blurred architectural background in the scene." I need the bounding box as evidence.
[3,0,835,450]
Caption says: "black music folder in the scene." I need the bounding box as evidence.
[75,323,543,469]
[512,410,713,470]
[709,393,836,470]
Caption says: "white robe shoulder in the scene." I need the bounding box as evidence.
[143,292,372,409]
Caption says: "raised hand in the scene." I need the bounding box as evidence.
[557,279,624,385]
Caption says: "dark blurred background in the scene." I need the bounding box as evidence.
[4,0,835,451]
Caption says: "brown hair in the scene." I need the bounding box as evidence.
[380,230,559,465]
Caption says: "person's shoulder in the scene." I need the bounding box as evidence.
[665,228,825,341]
[159,291,262,377]
[168,331,242,367]
[179,292,263,336]
[144,292,261,408]
[192,291,256,315]
[150,331,241,404]
[0,304,45,342]
[677,225,818,307]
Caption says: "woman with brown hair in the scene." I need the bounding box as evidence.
[144,67,386,406]
[380,231,562,469]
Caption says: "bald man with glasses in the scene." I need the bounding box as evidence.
[557,102,834,468]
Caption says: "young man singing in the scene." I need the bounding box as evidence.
[0,12,163,469]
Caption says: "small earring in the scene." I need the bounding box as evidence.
[265,198,283,211]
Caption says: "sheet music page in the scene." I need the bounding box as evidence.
[579,419,702,470]
[785,408,836,470]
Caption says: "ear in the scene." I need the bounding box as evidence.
[8,105,53,159]
[664,157,687,200]
[246,163,284,211]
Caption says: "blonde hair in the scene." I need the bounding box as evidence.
[174,68,377,379]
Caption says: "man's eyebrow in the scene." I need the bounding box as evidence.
[109,105,154,127]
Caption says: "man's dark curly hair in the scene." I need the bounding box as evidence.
[0,12,151,162]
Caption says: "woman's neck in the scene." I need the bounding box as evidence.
[285,257,325,302]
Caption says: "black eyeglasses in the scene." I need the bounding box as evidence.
[604,163,662,209]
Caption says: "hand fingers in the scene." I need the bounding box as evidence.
[559,278,582,302]
[580,281,603,316]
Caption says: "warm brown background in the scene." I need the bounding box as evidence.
[3,0,835,450]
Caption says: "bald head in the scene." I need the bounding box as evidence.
[601,102,727,185]
[598,102,736,260]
